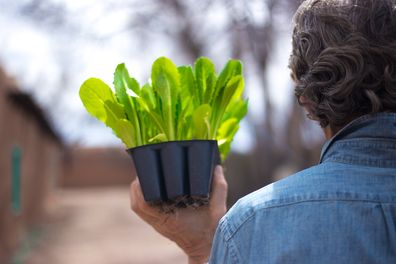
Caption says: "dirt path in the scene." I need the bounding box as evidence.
[24,187,186,264]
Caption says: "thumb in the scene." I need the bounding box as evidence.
[210,165,228,209]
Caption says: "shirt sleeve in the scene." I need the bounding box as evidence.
[208,217,240,264]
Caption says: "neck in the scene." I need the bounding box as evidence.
[323,125,337,140]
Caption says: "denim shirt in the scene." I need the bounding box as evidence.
[209,113,396,264]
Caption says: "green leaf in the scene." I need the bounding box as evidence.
[221,76,244,111]
[192,104,212,139]
[223,99,249,123]
[140,83,156,110]
[182,115,193,140]
[149,133,168,143]
[80,78,137,147]
[217,118,239,141]
[114,63,140,97]
[113,64,142,145]
[135,95,167,138]
[178,66,197,104]
[174,94,182,139]
[113,119,136,148]
[217,118,240,161]
[103,101,136,147]
[178,66,196,120]
[79,57,248,160]
[103,101,125,121]
[79,78,120,124]
[151,57,180,141]
[214,60,242,95]
[210,75,244,138]
[194,57,217,104]
[211,60,242,108]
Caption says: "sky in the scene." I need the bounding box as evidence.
[0,0,295,153]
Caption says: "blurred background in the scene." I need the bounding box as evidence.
[0,0,325,263]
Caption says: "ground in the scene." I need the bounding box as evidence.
[22,187,186,264]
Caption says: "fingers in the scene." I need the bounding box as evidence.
[130,179,143,212]
[130,179,164,224]
[210,165,228,210]
[131,166,227,224]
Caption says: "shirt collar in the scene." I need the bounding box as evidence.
[319,112,396,163]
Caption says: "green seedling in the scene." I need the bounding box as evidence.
[79,57,248,160]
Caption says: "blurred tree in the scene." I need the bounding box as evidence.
[2,0,323,205]
[124,0,324,203]
[218,0,324,203]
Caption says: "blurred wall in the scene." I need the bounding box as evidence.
[0,67,64,263]
[61,147,135,188]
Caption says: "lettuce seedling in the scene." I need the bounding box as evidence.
[79,57,248,160]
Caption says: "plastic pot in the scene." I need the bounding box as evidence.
[127,140,221,205]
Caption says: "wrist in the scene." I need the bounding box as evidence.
[188,256,208,264]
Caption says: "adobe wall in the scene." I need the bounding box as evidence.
[61,147,136,188]
[0,69,63,263]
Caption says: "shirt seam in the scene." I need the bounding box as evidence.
[334,137,396,145]
[218,217,241,263]
[227,233,240,264]
[225,198,396,241]
[323,157,396,167]
[257,197,396,210]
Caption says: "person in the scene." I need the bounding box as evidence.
[130,0,396,263]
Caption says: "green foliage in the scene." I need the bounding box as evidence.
[79,57,248,160]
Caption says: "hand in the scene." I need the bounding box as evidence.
[130,165,228,264]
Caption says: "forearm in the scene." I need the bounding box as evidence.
[130,166,227,264]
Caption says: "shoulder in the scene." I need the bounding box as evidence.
[218,164,326,240]
[210,160,396,263]
[229,163,329,213]
[220,160,396,240]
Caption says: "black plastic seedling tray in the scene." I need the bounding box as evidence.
[127,140,221,208]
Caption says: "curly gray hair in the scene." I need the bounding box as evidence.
[289,0,396,128]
